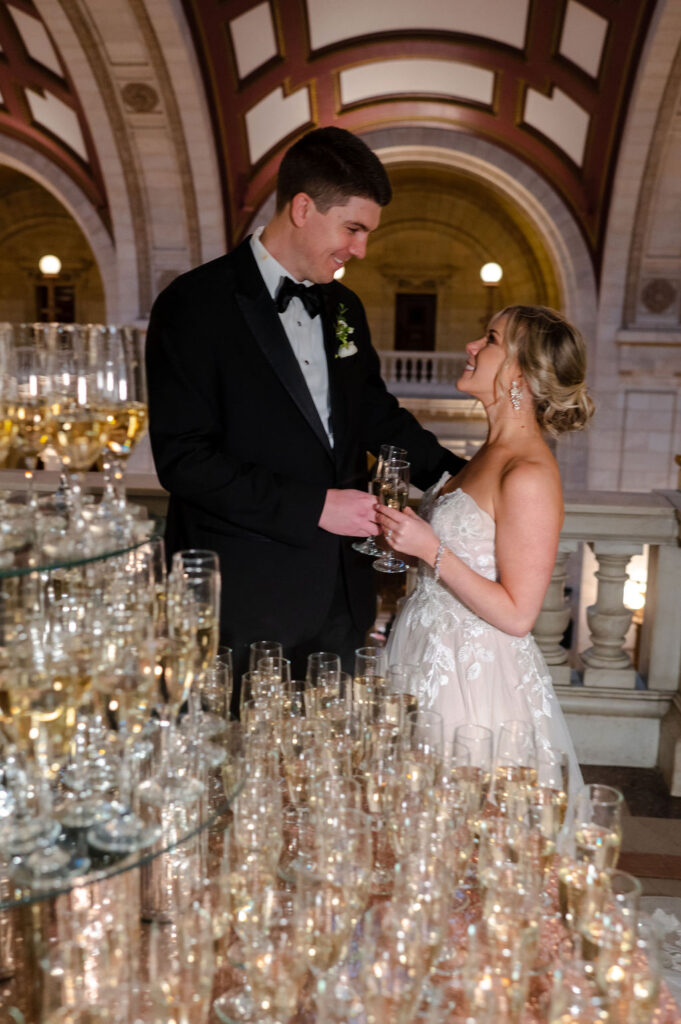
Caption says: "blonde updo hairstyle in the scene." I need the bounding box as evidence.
[496,305,594,437]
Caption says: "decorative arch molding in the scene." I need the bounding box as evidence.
[39,0,226,312]
[246,125,598,338]
[600,2,681,337]
[365,129,597,337]
[0,134,118,318]
[623,28,681,329]
[34,0,143,320]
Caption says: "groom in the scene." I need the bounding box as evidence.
[146,126,464,701]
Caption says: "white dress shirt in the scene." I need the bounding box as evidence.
[250,226,333,447]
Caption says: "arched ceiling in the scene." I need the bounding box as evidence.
[182,0,656,269]
[0,0,109,231]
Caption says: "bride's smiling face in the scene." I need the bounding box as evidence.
[457,314,520,405]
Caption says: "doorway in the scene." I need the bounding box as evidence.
[394,293,436,351]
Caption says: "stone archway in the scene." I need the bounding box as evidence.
[247,127,598,337]
[0,135,118,320]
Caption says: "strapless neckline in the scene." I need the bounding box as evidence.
[434,479,495,527]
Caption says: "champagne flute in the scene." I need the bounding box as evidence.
[138,635,200,805]
[382,663,419,728]
[11,341,54,512]
[47,328,110,539]
[353,644,386,722]
[403,708,444,785]
[305,651,341,715]
[0,326,17,469]
[97,325,148,518]
[360,900,428,1024]
[353,443,407,556]
[573,783,624,871]
[579,869,641,968]
[596,913,661,1022]
[249,639,283,674]
[452,722,494,815]
[373,458,410,573]
[168,559,221,761]
[87,630,160,853]
[493,720,537,815]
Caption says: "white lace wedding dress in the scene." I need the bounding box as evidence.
[386,473,582,792]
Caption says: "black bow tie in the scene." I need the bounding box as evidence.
[275,277,323,319]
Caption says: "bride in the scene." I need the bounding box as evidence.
[380,305,593,786]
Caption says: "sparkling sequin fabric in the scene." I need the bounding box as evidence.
[386,473,582,789]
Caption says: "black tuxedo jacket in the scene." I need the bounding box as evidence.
[146,238,464,652]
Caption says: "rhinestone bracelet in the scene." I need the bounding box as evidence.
[434,539,445,582]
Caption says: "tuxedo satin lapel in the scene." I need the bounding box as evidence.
[320,288,348,463]
[234,245,333,458]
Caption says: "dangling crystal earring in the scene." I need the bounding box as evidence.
[510,380,522,411]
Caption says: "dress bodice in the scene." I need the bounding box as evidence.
[419,472,497,585]
[387,473,583,794]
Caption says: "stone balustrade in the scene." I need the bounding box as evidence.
[378,349,469,396]
[534,489,681,792]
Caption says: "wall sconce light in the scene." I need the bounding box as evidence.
[333,265,345,281]
[480,262,503,286]
[38,254,62,277]
[480,262,503,325]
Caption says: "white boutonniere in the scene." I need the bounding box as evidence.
[334,303,358,358]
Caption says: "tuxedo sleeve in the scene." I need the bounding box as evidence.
[346,297,466,491]
[146,285,327,547]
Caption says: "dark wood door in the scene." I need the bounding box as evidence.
[394,293,436,351]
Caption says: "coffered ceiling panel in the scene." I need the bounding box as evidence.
[0,0,109,231]
[182,0,656,273]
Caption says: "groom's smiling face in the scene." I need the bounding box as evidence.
[291,193,382,284]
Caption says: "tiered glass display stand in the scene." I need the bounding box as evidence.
[0,532,236,1022]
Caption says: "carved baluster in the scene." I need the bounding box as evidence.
[532,544,577,685]
[581,543,641,687]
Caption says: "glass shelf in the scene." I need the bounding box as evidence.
[0,769,241,913]
[0,500,162,578]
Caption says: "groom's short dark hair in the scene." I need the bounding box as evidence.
[276,126,392,212]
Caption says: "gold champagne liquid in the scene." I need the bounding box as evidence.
[154,645,193,710]
[532,785,568,830]
[93,669,155,735]
[383,482,408,510]
[283,760,319,806]
[195,609,219,675]
[528,831,557,879]
[103,401,148,458]
[365,770,395,814]
[0,402,17,463]
[377,690,417,728]
[352,674,386,722]
[574,823,622,870]
[494,762,537,812]
[333,733,363,772]
[52,407,109,470]
[557,861,608,928]
[13,401,53,457]
[0,671,81,761]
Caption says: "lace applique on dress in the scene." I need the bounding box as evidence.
[386,472,582,792]
[388,474,553,738]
